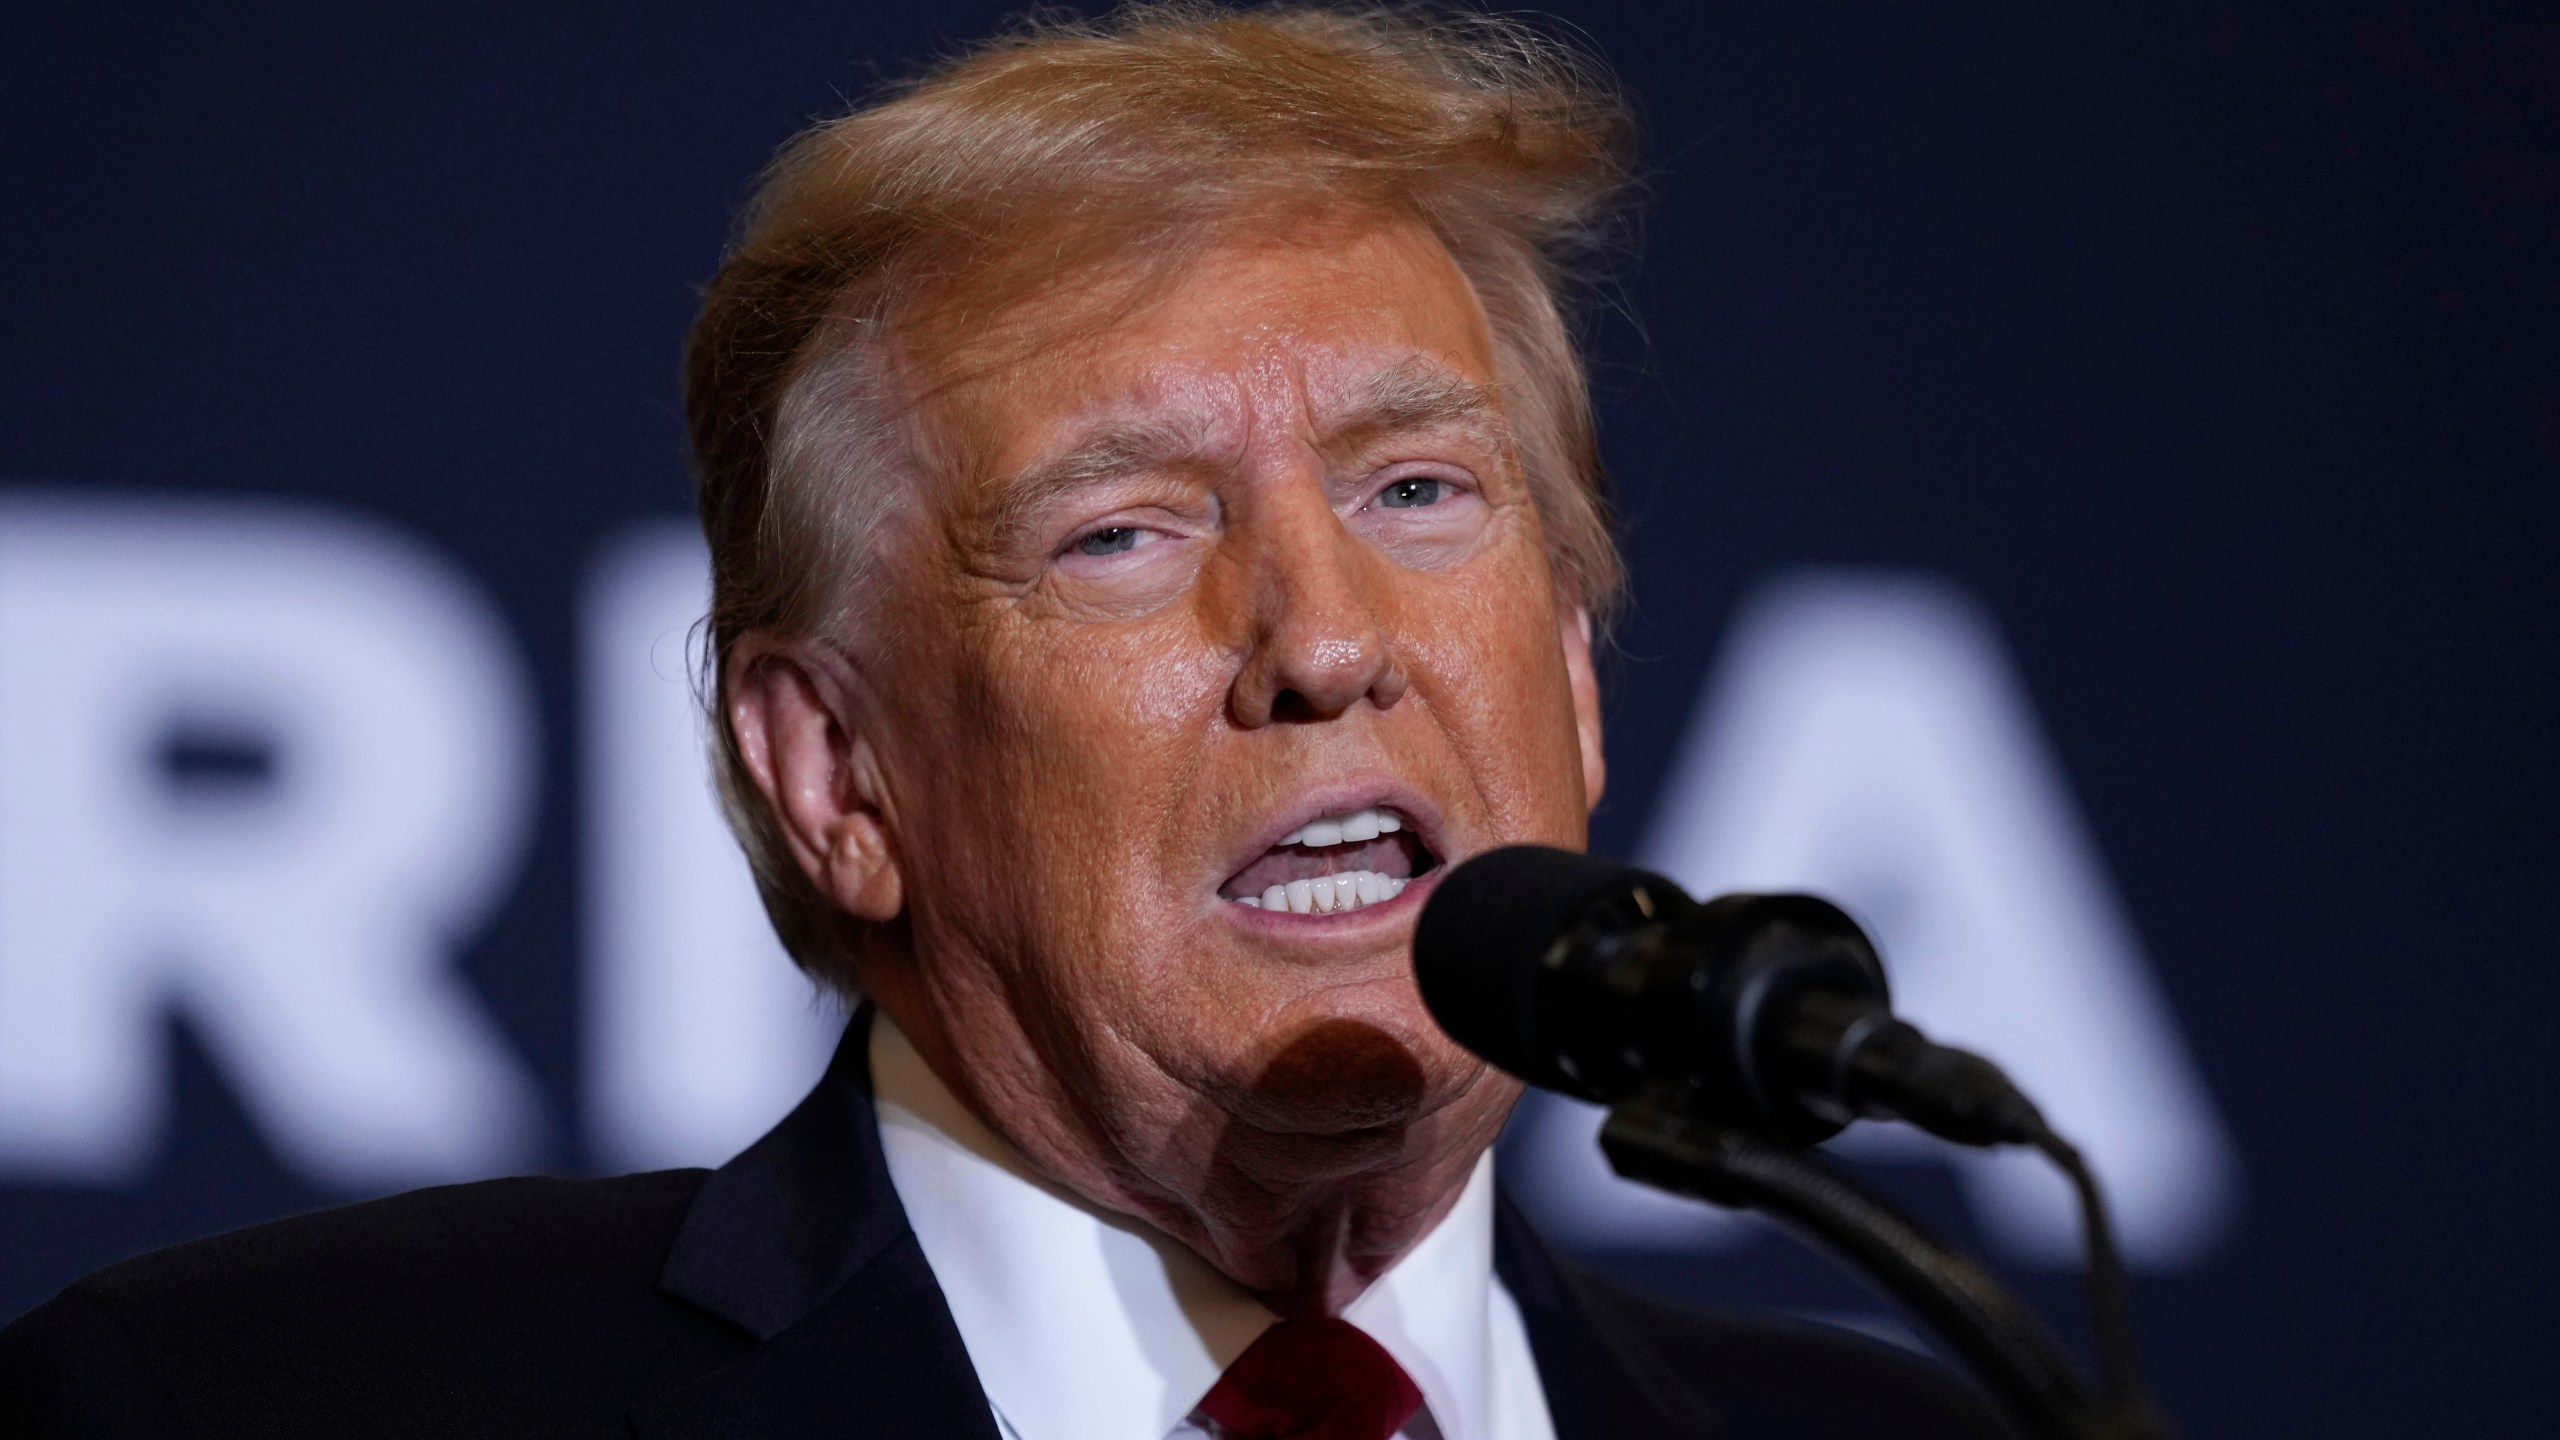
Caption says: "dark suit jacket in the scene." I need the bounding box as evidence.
[0,1017,2009,1438]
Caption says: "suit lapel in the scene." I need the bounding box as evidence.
[631,1009,999,1440]
[1495,1192,1719,1440]
[632,1008,1707,1439]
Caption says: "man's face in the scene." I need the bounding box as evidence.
[846,213,1604,1257]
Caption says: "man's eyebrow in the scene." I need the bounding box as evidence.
[1321,361,1511,455]
[975,363,1507,542]
[979,414,1215,543]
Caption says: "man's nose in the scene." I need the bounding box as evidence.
[1226,484,1409,729]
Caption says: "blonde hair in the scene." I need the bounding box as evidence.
[685,2,1635,979]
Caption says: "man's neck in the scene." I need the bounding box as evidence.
[870,1010,1518,1440]
[861,978,1506,1317]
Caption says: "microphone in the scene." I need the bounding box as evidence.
[1413,844,2048,1151]
[1416,846,2174,1440]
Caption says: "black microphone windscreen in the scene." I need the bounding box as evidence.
[1412,844,1675,1096]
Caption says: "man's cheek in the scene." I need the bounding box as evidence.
[972,637,1155,768]
[1409,573,1560,698]
[1024,625,1233,753]
[1126,641,1235,730]
[1419,534,1549,628]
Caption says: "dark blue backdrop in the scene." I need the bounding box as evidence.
[4,4,2554,1436]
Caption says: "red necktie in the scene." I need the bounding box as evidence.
[1195,1317,1425,1440]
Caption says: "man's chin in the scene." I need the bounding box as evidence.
[1191,1016,1513,1211]
[1204,1009,1502,1137]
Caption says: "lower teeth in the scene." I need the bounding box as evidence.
[1235,870,1408,914]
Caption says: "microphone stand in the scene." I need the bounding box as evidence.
[1600,1092,2170,1440]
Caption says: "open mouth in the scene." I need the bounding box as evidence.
[1220,805,1442,915]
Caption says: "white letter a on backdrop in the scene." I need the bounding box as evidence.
[1513,569,2239,1268]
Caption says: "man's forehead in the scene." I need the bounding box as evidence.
[919,214,1492,434]
[1040,352,1504,456]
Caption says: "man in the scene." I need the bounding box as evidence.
[2,7,2005,1437]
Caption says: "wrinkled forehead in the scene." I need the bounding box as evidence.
[895,210,1504,496]
[989,347,1504,472]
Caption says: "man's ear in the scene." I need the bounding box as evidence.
[724,639,905,923]
[1558,602,1607,813]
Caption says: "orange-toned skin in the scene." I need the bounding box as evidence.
[726,214,1606,1317]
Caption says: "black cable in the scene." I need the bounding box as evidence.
[1604,1092,2187,1440]
[2028,1125,2173,1440]
[1603,1100,2101,1439]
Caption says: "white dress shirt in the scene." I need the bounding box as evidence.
[870,1016,1560,1440]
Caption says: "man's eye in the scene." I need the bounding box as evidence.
[1378,477,1445,509]
[1074,526,1143,557]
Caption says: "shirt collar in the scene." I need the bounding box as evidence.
[870,1013,1504,1440]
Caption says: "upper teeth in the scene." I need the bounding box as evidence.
[1280,807,1402,849]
